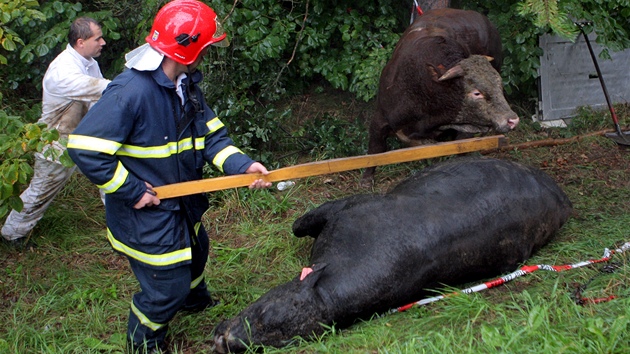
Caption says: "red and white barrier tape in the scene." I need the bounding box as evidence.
[413,0,423,16]
[393,241,630,313]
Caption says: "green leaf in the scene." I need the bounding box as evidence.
[26,138,39,150]
[0,182,12,200]
[7,195,23,213]
[59,151,75,168]
[25,0,41,7]
[18,162,33,184]
[35,43,49,57]
[41,128,59,142]
[52,1,64,13]
[2,37,16,51]
[5,163,18,184]
[25,124,42,139]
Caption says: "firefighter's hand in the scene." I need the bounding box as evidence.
[246,162,272,189]
[134,182,161,209]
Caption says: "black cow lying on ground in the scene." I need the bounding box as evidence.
[213,157,572,353]
[362,8,520,184]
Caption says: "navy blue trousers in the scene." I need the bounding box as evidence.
[126,227,210,350]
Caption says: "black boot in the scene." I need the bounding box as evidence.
[181,287,219,314]
[127,338,170,354]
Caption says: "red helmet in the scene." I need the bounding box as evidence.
[146,0,228,65]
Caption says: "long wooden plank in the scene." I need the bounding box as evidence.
[152,135,505,199]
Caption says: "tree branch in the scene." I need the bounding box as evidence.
[274,0,309,87]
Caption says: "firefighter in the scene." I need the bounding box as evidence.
[67,1,271,352]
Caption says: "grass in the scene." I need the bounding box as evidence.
[1,93,629,353]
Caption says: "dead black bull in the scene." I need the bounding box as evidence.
[212,157,572,353]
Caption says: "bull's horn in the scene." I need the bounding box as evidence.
[438,65,464,81]
[485,56,494,62]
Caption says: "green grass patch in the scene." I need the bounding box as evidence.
[1,98,629,353]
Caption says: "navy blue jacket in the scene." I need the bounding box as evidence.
[68,67,256,268]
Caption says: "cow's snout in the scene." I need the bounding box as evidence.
[213,330,250,354]
[508,115,520,129]
[212,334,227,354]
[494,112,519,133]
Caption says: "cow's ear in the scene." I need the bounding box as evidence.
[299,263,328,288]
[438,65,464,81]
[427,64,442,82]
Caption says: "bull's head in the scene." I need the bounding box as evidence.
[433,55,519,134]
[213,264,329,353]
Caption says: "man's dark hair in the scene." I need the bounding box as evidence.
[68,17,100,47]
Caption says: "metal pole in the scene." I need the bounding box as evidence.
[575,22,629,144]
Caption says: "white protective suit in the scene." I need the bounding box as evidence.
[1,44,110,241]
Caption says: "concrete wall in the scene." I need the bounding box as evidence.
[537,32,630,123]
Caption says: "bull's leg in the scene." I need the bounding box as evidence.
[361,112,392,186]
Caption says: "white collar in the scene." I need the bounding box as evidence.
[66,43,97,68]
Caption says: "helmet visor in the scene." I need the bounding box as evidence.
[125,43,164,71]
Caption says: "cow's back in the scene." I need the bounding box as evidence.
[406,8,503,70]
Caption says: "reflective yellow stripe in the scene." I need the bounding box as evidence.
[67,134,121,155]
[193,222,201,236]
[131,300,165,331]
[194,137,205,150]
[206,117,224,133]
[98,161,129,194]
[191,274,204,289]
[70,134,208,159]
[117,139,194,158]
[106,228,192,266]
[212,146,243,173]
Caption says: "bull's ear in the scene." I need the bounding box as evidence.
[428,64,440,81]
[438,65,464,81]
[292,199,348,239]
[300,263,328,288]
[427,64,448,82]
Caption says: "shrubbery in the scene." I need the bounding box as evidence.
[2,0,630,212]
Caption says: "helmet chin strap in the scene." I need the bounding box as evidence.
[186,66,203,113]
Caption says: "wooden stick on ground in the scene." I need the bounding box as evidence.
[487,128,624,151]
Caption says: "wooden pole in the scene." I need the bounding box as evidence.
[152,135,505,199]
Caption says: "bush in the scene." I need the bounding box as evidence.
[0,103,60,217]
[2,0,630,215]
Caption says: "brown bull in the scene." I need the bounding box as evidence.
[362,8,519,184]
